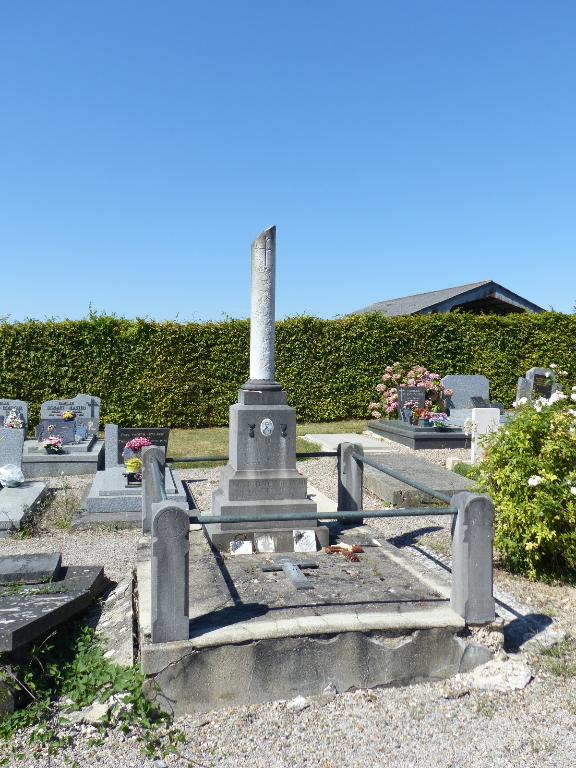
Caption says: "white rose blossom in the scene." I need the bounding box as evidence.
[528,475,542,487]
[571,487,576,496]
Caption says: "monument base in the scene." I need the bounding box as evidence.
[210,385,319,549]
[205,524,330,553]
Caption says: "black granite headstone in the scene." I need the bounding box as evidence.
[470,396,491,408]
[532,374,553,398]
[117,427,170,463]
[398,386,426,410]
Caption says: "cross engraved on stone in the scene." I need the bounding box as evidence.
[261,558,318,590]
[87,397,99,417]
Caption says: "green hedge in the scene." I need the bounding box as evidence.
[0,312,573,428]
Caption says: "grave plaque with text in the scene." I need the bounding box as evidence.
[117,427,170,463]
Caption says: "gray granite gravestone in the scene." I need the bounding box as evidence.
[208,226,323,553]
[0,428,25,471]
[441,375,490,410]
[516,367,558,402]
[40,394,100,434]
[0,400,28,430]
[36,419,77,445]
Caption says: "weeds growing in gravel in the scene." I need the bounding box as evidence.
[0,622,197,764]
[538,636,576,678]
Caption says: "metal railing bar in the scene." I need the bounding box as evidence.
[190,507,456,525]
[167,451,338,464]
[352,451,453,504]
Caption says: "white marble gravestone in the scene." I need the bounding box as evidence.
[470,408,500,464]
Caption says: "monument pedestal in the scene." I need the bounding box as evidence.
[207,387,327,553]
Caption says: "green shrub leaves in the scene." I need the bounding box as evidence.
[0,312,573,427]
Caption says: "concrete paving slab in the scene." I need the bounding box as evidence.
[301,433,394,453]
[363,453,474,506]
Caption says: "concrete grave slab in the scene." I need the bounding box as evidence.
[0,481,48,533]
[362,452,474,505]
[136,523,485,715]
[22,439,104,478]
[0,565,106,652]
[369,421,470,449]
[85,465,187,514]
[0,553,62,585]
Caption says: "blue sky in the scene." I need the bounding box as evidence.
[1,2,574,321]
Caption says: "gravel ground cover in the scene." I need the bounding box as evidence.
[1,451,575,768]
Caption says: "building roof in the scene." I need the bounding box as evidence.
[352,280,544,317]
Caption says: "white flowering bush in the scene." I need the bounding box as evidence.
[477,388,576,579]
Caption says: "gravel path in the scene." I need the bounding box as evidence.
[2,452,575,768]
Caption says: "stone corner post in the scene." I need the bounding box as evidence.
[337,442,364,525]
[450,491,495,624]
[141,445,166,533]
[151,501,190,644]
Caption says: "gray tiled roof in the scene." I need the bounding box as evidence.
[353,280,514,316]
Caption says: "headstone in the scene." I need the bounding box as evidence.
[516,367,558,403]
[0,553,62,585]
[0,400,28,429]
[0,428,25,470]
[36,419,77,445]
[117,427,170,464]
[441,375,490,410]
[397,386,426,410]
[471,408,500,463]
[40,394,101,434]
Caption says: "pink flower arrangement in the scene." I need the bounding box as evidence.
[124,436,153,453]
[369,363,450,420]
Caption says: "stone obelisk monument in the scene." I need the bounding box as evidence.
[209,226,326,553]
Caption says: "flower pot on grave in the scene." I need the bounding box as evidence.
[44,445,62,454]
[125,472,142,487]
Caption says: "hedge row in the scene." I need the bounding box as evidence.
[0,312,573,428]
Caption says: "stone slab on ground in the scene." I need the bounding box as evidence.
[369,421,471,450]
[362,452,474,506]
[0,552,62,585]
[136,522,482,715]
[0,565,106,651]
[301,433,396,453]
[84,465,187,514]
[22,439,104,478]
[0,481,48,533]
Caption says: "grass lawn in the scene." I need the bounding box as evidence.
[168,418,368,461]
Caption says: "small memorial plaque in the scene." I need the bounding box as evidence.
[117,427,170,463]
[36,419,77,445]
